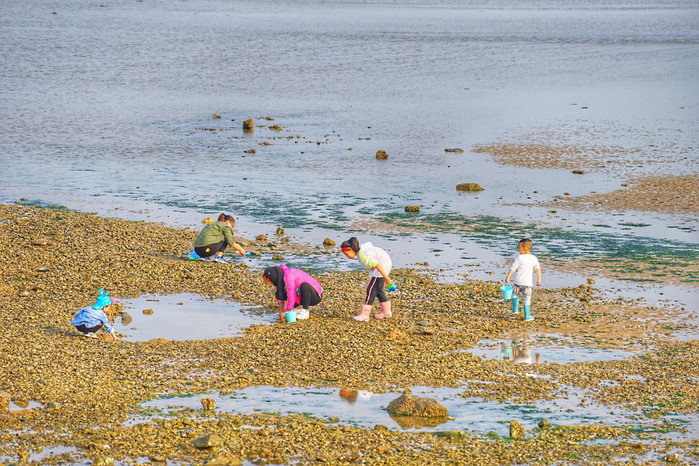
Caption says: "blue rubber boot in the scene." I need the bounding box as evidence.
[524,305,534,321]
[509,296,519,316]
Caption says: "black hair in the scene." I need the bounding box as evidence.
[340,237,360,253]
[218,213,235,225]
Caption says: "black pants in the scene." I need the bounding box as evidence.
[75,323,102,334]
[364,277,387,305]
[294,282,322,309]
[195,241,227,258]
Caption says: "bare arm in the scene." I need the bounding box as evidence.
[374,264,392,286]
[536,268,541,286]
[505,269,513,283]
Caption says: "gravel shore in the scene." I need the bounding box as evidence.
[0,204,696,465]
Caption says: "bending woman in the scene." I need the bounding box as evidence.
[193,213,246,259]
[263,265,323,320]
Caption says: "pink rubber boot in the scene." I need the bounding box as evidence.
[375,301,392,319]
[353,305,372,322]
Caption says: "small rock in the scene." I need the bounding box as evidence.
[435,431,467,440]
[37,266,50,272]
[143,308,154,315]
[13,394,29,409]
[255,234,267,242]
[120,312,133,326]
[46,401,62,411]
[538,419,551,429]
[0,391,10,412]
[456,183,484,192]
[192,433,223,449]
[272,254,284,261]
[244,149,256,154]
[444,148,464,153]
[93,457,115,466]
[509,420,525,439]
[375,150,388,160]
[201,398,216,411]
[205,454,242,465]
[387,389,448,417]
[323,238,335,246]
[572,170,585,174]
[270,125,282,131]
[202,217,214,224]
[243,119,254,132]
[374,424,388,431]
[587,278,595,285]
[213,114,221,119]
[276,227,284,236]
[404,205,420,213]
[663,453,680,463]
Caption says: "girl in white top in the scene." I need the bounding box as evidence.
[341,237,394,322]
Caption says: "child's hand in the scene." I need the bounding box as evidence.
[536,279,541,286]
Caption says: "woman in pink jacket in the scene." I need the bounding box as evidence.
[263,264,323,320]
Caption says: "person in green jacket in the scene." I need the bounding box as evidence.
[193,213,246,259]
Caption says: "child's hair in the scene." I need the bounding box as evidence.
[519,238,533,251]
[340,237,360,253]
[218,213,235,225]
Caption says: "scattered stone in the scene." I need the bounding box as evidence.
[0,391,10,412]
[587,278,596,285]
[387,389,448,417]
[572,169,585,174]
[538,419,551,429]
[205,454,243,465]
[510,420,525,439]
[404,205,420,213]
[93,457,115,466]
[120,312,133,326]
[270,125,282,131]
[13,394,29,409]
[276,227,284,236]
[32,238,49,246]
[444,148,464,153]
[323,238,335,246]
[202,217,214,224]
[37,266,50,272]
[243,119,254,131]
[256,234,268,242]
[244,149,256,154]
[663,453,681,463]
[193,433,223,449]
[374,424,388,431]
[456,183,484,192]
[143,308,154,315]
[375,150,388,160]
[435,431,468,440]
[272,254,284,261]
[201,398,216,411]
[46,401,61,411]
[213,114,221,119]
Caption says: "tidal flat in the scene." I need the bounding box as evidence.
[0,204,696,465]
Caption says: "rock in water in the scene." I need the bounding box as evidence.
[510,420,525,439]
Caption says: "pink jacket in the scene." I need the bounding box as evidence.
[279,264,323,311]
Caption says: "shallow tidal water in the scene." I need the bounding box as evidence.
[1,0,697,304]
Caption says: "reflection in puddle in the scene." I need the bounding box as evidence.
[132,385,699,439]
[469,334,641,364]
[112,293,275,342]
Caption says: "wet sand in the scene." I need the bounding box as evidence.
[0,204,697,464]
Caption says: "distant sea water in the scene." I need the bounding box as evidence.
[1,0,697,298]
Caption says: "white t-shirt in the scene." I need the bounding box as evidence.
[509,253,541,287]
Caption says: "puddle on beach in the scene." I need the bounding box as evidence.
[112,293,276,342]
[468,334,642,364]
[132,386,697,442]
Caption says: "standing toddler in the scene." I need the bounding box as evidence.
[505,238,541,322]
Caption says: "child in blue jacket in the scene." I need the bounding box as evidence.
[71,289,118,340]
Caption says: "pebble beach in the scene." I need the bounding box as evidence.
[0,204,697,465]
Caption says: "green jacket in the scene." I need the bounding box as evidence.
[194,221,237,248]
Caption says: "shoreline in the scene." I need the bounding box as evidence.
[0,204,697,464]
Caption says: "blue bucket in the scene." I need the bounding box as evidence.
[501,285,513,300]
[285,310,297,323]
